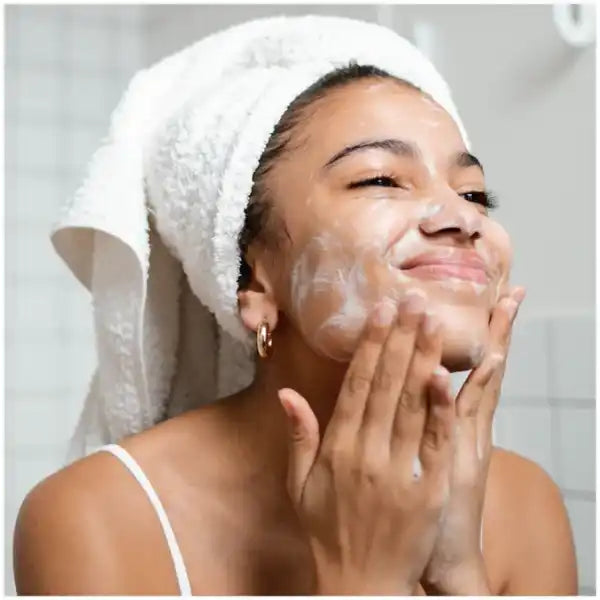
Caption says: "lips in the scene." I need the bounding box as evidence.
[400,249,489,284]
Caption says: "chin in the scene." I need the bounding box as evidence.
[437,303,491,372]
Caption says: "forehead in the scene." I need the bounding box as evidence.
[300,78,466,160]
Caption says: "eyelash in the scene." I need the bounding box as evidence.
[348,173,500,211]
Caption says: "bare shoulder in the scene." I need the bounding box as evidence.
[487,447,578,595]
[13,425,190,595]
[14,450,128,594]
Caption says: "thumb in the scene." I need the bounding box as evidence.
[278,387,320,506]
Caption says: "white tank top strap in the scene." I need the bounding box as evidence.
[96,443,192,596]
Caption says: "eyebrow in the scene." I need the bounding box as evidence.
[452,150,484,174]
[321,138,485,175]
[321,138,421,172]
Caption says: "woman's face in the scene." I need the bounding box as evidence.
[264,79,512,371]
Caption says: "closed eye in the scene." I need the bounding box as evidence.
[348,174,402,189]
[459,190,499,210]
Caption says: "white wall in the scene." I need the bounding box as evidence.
[5,5,595,595]
[5,5,144,594]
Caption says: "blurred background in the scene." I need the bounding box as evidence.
[5,4,595,595]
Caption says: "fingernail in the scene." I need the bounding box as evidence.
[402,289,427,314]
[504,297,519,321]
[424,310,440,335]
[434,365,449,378]
[512,287,527,304]
[373,300,396,327]
[278,391,294,419]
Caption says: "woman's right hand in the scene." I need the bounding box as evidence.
[278,292,456,595]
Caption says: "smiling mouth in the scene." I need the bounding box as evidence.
[396,248,490,285]
[402,263,488,284]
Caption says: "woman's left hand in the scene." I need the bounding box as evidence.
[420,286,526,595]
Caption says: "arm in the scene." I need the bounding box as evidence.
[499,450,578,595]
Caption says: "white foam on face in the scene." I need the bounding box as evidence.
[386,228,422,267]
[359,198,399,252]
[418,202,443,221]
[419,94,447,115]
[470,281,487,295]
[420,118,442,129]
[437,277,464,292]
[423,153,437,178]
[289,229,377,361]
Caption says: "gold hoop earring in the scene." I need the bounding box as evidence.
[256,319,273,358]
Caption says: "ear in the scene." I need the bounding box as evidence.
[237,257,279,333]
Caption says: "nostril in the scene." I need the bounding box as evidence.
[434,227,463,236]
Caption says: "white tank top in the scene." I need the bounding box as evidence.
[97,443,192,595]
[98,443,484,595]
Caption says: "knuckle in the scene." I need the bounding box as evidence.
[358,449,386,483]
[422,419,450,451]
[399,387,423,414]
[372,366,393,392]
[334,401,359,424]
[325,440,352,470]
[347,370,372,395]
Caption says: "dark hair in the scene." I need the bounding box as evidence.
[236,60,421,290]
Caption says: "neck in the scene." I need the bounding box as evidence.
[232,318,348,487]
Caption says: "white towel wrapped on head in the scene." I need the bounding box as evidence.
[51,14,469,462]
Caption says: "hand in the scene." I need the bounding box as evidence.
[421,286,526,596]
[278,293,455,595]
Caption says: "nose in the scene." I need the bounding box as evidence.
[418,195,483,244]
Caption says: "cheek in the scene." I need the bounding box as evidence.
[285,199,419,361]
[485,221,513,299]
[287,232,392,361]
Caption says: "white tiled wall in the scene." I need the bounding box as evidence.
[5,4,595,596]
[495,312,596,594]
[5,5,144,595]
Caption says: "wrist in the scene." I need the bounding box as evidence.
[315,576,414,596]
[422,559,491,596]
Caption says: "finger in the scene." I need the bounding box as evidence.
[389,308,443,457]
[456,287,525,419]
[321,299,397,452]
[360,290,426,452]
[418,365,455,478]
[480,287,526,412]
[477,286,526,441]
[278,388,320,506]
[456,348,504,419]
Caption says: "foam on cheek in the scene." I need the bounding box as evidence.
[477,242,504,303]
[315,261,369,337]
[289,233,375,361]
[359,198,400,251]
[386,228,422,267]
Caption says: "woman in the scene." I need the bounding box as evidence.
[14,15,576,595]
